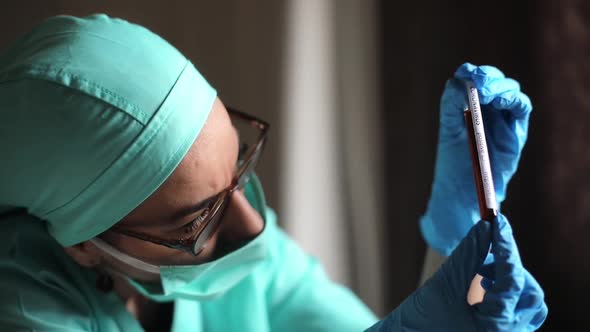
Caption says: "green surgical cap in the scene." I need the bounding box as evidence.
[0,14,217,246]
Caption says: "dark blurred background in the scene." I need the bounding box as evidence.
[1,1,588,330]
[381,1,590,330]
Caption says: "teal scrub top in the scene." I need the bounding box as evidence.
[0,208,378,331]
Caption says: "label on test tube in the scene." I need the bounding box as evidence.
[466,81,497,210]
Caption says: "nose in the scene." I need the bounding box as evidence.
[218,189,264,243]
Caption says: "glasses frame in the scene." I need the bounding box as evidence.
[108,107,269,256]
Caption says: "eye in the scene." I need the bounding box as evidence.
[184,208,211,234]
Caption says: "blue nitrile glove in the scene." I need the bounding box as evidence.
[367,213,548,332]
[421,63,532,256]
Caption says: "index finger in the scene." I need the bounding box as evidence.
[489,90,533,119]
[454,63,506,84]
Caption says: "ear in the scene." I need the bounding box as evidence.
[64,241,103,267]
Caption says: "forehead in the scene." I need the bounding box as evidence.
[119,98,238,226]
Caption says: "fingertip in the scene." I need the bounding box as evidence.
[440,78,469,110]
[490,91,533,118]
[492,213,511,232]
[474,219,493,257]
[454,62,477,79]
[445,219,492,283]
[533,302,549,327]
[490,213,524,269]
[524,299,549,330]
[475,218,492,234]
[492,213,511,240]
[520,92,533,113]
[478,261,495,280]
[480,78,521,96]
[469,66,508,91]
[475,65,506,79]
[446,77,465,90]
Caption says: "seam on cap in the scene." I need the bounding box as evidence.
[40,61,190,218]
[0,64,149,124]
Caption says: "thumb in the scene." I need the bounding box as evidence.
[439,77,469,139]
[441,219,492,295]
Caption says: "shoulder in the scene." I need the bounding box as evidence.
[0,213,96,331]
[254,207,326,291]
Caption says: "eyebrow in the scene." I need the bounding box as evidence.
[167,125,241,224]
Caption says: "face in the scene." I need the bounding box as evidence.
[65,98,265,281]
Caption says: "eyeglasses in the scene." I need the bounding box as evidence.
[108,107,269,256]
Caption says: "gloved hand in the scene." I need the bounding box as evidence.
[367,214,548,331]
[421,63,532,256]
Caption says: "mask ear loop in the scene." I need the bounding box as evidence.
[90,238,161,275]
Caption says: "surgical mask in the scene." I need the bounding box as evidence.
[90,174,269,302]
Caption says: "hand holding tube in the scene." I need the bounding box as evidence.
[367,214,548,331]
[421,63,532,256]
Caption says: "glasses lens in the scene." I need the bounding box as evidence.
[238,143,250,163]
[230,111,266,188]
[191,192,231,255]
[232,113,259,150]
[238,142,264,188]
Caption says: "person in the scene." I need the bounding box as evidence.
[0,14,546,331]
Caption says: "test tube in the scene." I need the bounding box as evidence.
[464,81,497,221]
